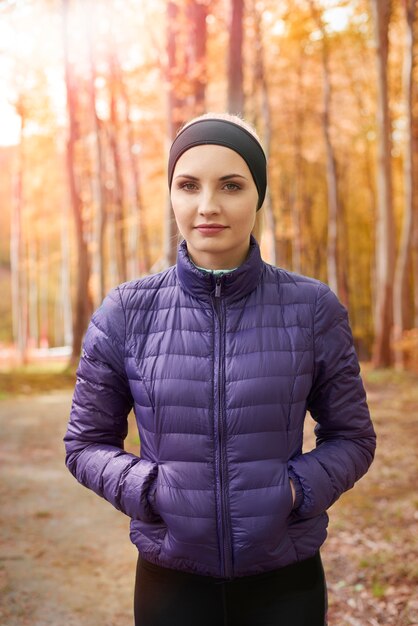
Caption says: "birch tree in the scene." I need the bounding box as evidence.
[308,0,343,301]
[10,96,28,364]
[370,0,395,368]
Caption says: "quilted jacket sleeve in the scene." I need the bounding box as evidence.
[288,283,376,518]
[63,287,159,522]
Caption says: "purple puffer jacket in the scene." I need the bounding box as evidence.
[64,236,376,579]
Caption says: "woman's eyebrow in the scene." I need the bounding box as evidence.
[219,174,247,181]
[173,173,248,181]
[174,174,199,180]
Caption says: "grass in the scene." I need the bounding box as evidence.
[0,360,76,397]
[372,581,387,599]
[362,363,418,390]
[1,359,416,396]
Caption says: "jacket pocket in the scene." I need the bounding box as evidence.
[135,376,155,411]
[287,466,304,511]
[147,471,161,520]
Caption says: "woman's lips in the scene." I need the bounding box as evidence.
[195,225,227,235]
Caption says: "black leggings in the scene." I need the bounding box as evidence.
[134,552,327,626]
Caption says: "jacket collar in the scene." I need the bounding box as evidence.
[176,235,264,303]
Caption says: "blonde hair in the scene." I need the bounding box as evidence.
[180,112,262,143]
[178,112,265,243]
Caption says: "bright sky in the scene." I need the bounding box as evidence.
[323,5,352,31]
[0,100,21,146]
[0,10,20,146]
[0,1,353,148]
[0,0,68,147]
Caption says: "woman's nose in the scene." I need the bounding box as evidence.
[198,189,220,214]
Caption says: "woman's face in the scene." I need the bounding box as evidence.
[170,144,259,270]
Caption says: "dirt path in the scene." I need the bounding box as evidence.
[0,392,137,626]
[0,371,417,626]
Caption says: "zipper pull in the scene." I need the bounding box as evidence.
[215,276,222,297]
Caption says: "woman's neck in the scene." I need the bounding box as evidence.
[187,242,251,271]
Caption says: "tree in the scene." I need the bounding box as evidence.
[10,96,28,364]
[164,0,209,267]
[187,0,208,116]
[393,0,417,367]
[228,0,244,114]
[164,0,186,267]
[85,0,107,304]
[413,70,418,330]
[251,0,278,264]
[289,51,306,275]
[105,0,152,277]
[62,0,93,366]
[308,0,344,302]
[370,0,396,368]
[108,48,151,277]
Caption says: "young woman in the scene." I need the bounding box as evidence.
[64,113,376,626]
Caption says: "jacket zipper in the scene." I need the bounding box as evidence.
[214,276,233,579]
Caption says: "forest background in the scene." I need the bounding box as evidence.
[0,2,418,626]
[0,0,417,370]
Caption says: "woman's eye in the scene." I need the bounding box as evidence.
[223,182,240,191]
[179,182,198,191]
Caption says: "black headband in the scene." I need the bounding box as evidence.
[168,119,267,210]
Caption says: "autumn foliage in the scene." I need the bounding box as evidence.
[0,0,416,369]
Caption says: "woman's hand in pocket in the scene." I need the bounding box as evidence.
[289,479,296,507]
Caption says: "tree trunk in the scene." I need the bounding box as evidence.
[188,0,207,115]
[86,0,107,303]
[39,235,49,348]
[164,0,186,267]
[323,94,340,299]
[105,2,152,277]
[251,1,278,264]
[370,0,395,368]
[117,69,151,276]
[414,76,418,329]
[105,1,143,282]
[228,0,244,114]
[309,0,342,299]
[28,232,38,348]
[10,99,28,365]
[124,108,151,277]
[61,196,73,347]
[393,0,416,368]
[62,0,93,367]
[338,18,378,320]
[108,78,128,285]
[291,51,306,275]
[337,184,350,309]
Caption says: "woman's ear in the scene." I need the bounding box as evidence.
[251,208,264,243]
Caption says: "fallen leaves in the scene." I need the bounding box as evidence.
[319,368,418,625]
